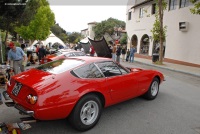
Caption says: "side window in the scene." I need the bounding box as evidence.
[96,61,122,77]
[65,53,75,57]
[73,63,103,78]
[75,52,85,56]
[117,64,129,75]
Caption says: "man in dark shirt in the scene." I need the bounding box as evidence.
[38,45,46,63]
[116,45,122,63]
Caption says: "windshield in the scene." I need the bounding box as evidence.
[36,59,84,74]
[54,51,63,56]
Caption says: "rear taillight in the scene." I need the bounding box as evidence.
[27,94,38,104]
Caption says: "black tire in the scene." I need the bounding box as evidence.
[143,77,160,100]
[68,94,102,131]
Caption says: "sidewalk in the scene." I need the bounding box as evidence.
[131,57,200,78]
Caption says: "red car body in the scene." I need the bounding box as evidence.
[6,56,164,131]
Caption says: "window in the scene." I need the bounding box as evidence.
[73,63,103,78]
[180,0,189,8]
[139,8,144,18]
[65,53,75,57]
[37,59,84,74]
[74,52,85,56]
[128,11,132,20]
[169,0,177,10]
[96,61,128,77]
[152,3,156,14]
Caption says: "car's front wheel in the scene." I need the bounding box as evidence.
[143,77,160,100]
[68,94,102,131]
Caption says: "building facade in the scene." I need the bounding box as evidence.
[126,0,200,66]
[81,22,97,40]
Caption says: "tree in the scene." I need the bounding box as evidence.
[51,23,68,42]
[151,0,167,64]
[0,0,27,62]
[67,32,82,44]
[190,0,200,14]
[93,18,125,40]
[16,6,55,41]
[0,0,26,41]
[19,0,50,26]
[120,34,127,45]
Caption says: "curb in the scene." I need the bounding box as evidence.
[134,61,200,78]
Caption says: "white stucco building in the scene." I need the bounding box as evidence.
[81,22,97,40]
[126,0,200,66]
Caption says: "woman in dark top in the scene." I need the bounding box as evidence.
[38,45,46,62]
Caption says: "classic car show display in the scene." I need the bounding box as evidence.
[5,56,164,131]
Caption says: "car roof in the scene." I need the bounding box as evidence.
[68,56,112,63]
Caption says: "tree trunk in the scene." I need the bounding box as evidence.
[0,31,3,63]
[158,0,164,64]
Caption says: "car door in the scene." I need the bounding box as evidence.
[96,61,139,104]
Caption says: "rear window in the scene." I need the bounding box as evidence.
[36,59,84,74]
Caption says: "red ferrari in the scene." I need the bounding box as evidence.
[6,57,164,131]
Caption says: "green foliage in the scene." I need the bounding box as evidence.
[51,23,67,42]
[0,0,26,33]
[93,17,125,40]
[19,0,50,26]
[67,32,82,44]
[151,0,167,64]
[151,0,167,42]
[0,31,6,63]
[190,0,200,14]
[120,34,127,45]
[16,6,55,40]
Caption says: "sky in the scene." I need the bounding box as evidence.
[48,0,129,33]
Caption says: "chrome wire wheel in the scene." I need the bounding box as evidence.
[151,81,159,97]
[80,100,99,125]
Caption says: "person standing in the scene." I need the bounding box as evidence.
[112,44,117,61]
[121,46,126,62]
[90,45,95,56]
[126,49,130,62]
[129,45,136,63]
[21,43,26,51]
[116,45,122,63]
[7,42,26,75]
[38,45,46,63]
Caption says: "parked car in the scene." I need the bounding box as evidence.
[6,56,164,131]
[40,49,85,64]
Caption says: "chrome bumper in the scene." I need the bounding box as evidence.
[15,104,34,116]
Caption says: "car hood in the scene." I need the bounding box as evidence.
[11,68,55,91]
[88,37,112,58]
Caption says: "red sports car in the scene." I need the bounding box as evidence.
[40,50,85,64]
[6,57,164,131]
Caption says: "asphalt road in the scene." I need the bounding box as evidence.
[0,62,200,134]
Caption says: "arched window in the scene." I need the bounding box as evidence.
[140,34,150,55]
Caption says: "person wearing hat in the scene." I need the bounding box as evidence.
[7,42,26,75]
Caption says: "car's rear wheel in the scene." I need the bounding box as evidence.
[143,77,160,100]
[68,94,102,131]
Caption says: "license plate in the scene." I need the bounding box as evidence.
[12,83,22,96]
[44,60,47,63]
